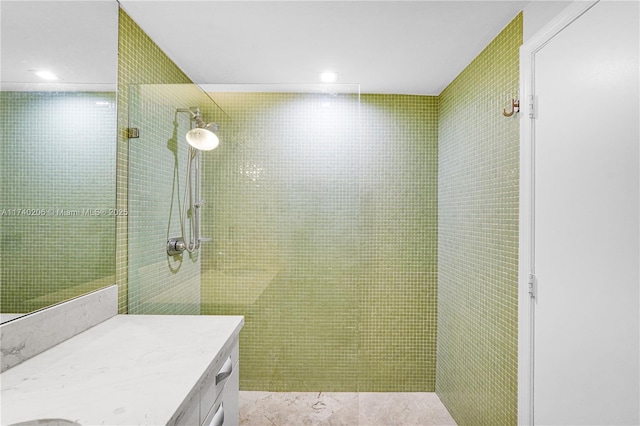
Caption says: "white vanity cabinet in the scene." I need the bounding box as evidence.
[1,315,244,426]
[174,338,240,426]
[200,342,240,426]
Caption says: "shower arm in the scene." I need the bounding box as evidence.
[176,107,206,128]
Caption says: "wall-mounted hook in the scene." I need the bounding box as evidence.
[503,99,520,117]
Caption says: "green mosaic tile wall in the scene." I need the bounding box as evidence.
[117,5,521,406]
[436,13,522,426]
[117,8,199,314]
[201,92,438,391]
[0,91,116,314]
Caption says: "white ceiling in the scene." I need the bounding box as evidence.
[1,0,530,95]
[119,1,530,95]
[0,1,119,91]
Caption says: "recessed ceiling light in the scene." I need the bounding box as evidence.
[31,70,59,81]
[319,72,338,83]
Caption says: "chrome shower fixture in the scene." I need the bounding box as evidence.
[167,107,218,257]
[176,107,220,151]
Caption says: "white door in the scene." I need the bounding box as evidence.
[521,1,640,425]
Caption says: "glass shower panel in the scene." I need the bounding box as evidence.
[128,84,231,315]
[200,85,361,390]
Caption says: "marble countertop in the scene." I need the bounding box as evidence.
[1,315,244,426]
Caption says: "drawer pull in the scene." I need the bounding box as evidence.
[215,356,233,384]
[209,402,224,426]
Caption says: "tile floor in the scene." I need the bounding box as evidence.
[239,391,457,426]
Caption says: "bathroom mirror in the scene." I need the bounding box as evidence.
[0,1,119,323]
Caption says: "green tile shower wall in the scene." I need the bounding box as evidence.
[0,91,116,314]
[117,8,196,314]
[201,93,438,391]
[116,6,522,408]
[436,13,522,426]
[359,95,439,391]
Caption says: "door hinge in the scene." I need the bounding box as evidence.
[528,95,536,119]
[125,127,140,139]
[528,273,537,299]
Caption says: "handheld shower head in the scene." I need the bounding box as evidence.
[176,108,220,151]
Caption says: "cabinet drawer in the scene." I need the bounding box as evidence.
[202,363,239,426]
[203,399,224,426]
[200,341,239,421]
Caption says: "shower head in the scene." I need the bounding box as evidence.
[186,126,219,151]
[176,108,220,151]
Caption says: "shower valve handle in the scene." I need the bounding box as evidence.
[166,237,186,255]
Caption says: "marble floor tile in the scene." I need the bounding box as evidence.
[239,391,456,426]
[239,391,359,425]
[358,392,457,426]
